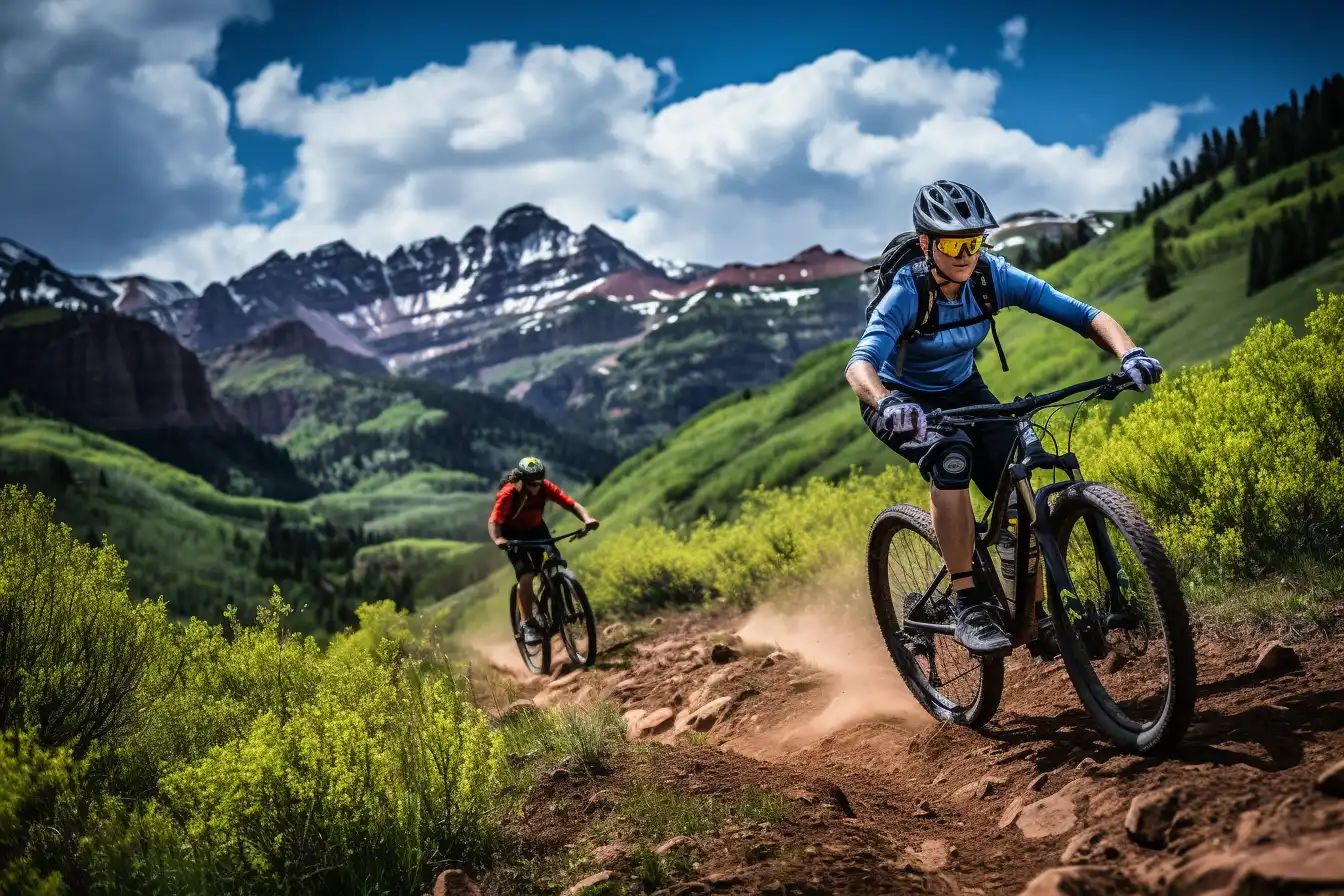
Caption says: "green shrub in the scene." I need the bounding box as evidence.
[1080,290,1344,576]
[0,485,175,756]
[0,486,513,895]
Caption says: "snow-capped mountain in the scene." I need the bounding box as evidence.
[1,207,874,450]
[989,209,1117,254]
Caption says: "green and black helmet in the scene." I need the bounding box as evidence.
[515,456,546,483]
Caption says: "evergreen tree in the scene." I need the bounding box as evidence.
[1197,133,1216,179]
[1224,128,1238,166]
[1207,177,1224,204]
[1145,236,1175,300]
[1018,243,1035,269]
[1241,110,1262,157]
[1211,128,1225,168]
[1122,212,1133,229]
[1234,147,1252,186]
[1181,156,1196,186]
[1170,159,1183,188]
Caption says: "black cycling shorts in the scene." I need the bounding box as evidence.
[504,523,552,578]
[860,368,1017,501]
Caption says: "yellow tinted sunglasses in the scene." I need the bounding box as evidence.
[933,234,987,257]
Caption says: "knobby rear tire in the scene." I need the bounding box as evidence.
[1046,483,1197,754]
[509,583,551,675]
[867,503,1004,729]
[556,570,598,668]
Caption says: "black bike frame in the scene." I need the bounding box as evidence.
[506,529,589,612]
[898,372,1135,646]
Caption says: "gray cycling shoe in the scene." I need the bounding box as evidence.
[954,596,1012,655]
[519,619,545,645]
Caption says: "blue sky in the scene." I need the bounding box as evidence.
[211,0,1342,219]
[1,0,1339,286]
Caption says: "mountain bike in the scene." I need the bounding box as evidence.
[867,371,1197,754]
[507,528,599,676]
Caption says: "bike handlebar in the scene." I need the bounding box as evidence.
[502,525,597,549]
[925,371,1136,430]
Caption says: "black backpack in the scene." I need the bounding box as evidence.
[862,231,1008,379]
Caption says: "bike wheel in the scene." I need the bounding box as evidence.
[555,570,598,668]
[868,504,1004,728]
[1046,483,1196,754]
[509,584,551,675]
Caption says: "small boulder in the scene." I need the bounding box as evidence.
[1060,827,1118,864]
[1316,759,1344,798]
[710,643,737,664]
[1016,793,1079,839]
[650,616,665,626]
[561,871,614,896]
[1028,773,1050,792]
[602,621,630,640]
[1018,866,1140,896]
[687,696,734,732]
[760,650,788,668]
[432,869,483,896]
[1125,788,1181,848]
[623,709,647,740]
[636,707,676,737]
[1255,641,1302,676]
[905,839,951,872]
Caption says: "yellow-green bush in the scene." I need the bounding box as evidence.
[581,465,925,616]
[1079,290,1344,576]
[0,485,511,895]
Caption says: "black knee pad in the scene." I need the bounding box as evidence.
[926,441,973,490]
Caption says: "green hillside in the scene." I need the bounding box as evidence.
[582,148,1344,532]
[0,396,304,620]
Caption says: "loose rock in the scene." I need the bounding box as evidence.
[1316,759,1344,798]
[655,835,695,855]
[687,696,734,732]
[1018,866,1140,896]
[591,843,627,864]
[562,871,615,896]
[710,643,737,664]
[1016,793,1079,839]
[906,839,951,872]
[1167,832,1344,896]
[499,699,540,722]
[760,650,788,668]
[432,869,483,896]
[999,796,1026,829]
[1125,788,1181,848]
[1255,641,1302,676]
[623,709,648,740]
[1028,773,1050,792]
[636,707,676,737]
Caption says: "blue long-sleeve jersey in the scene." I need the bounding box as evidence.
[847,252,1101,392]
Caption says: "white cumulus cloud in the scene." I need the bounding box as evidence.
[0,0,268,273]
[999,16,1028,68]
[5,14,1205,290]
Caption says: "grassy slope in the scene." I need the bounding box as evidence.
[212,353,613,542]
[0,408,310,617]
[581,149,1344,532]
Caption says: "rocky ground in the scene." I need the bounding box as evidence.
[446,605,1344,896]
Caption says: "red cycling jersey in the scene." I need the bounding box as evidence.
[489,480,576,532]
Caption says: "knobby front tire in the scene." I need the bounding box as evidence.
[556,570,598,668]
[867,503,1004,729]
[1046,483,1197,754]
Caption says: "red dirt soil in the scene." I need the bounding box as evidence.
[469,605,1344,896]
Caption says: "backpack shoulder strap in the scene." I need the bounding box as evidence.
[971,257,1008,373]
[894,259,939,379]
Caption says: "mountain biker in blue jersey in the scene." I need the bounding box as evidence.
[845,180,1164,657]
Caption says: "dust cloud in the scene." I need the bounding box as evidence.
[734,576,929,750]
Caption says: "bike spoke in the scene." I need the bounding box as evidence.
[885,528,983,712]
[1062,512,1172,729]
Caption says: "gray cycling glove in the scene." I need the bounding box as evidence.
[877,394,928,441]
[1121,347,1163,390]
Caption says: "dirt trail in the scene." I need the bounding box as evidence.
[473,602,1344,896]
